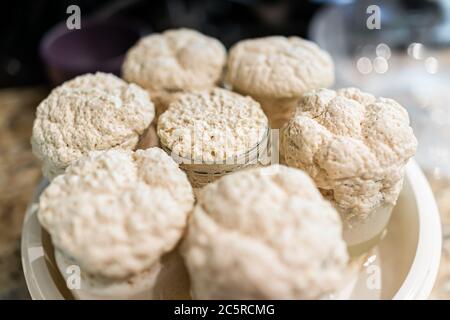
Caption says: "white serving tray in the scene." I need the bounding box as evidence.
[21,160,442,300]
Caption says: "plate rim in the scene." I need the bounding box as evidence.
[393,160,442,299]
[21,160,442,300]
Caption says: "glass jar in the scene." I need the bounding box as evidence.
[161,127,272,189]
[342,203,395,257]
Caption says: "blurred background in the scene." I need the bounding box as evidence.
[0,0,449,299]
[0,0,322,87]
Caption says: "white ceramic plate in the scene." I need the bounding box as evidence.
[21,160,442,300]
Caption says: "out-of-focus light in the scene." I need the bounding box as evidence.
[376,43,391,60]
[407,43,425,60]
[356,57,372,74]
[373,57,388,74]
[425,57,439,74]
[360,44,376,58]
[5,58,21,76]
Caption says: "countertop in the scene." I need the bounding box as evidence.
[0,87,449,300]
[0,87,45,299]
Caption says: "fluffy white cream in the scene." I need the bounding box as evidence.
[226,36,334,99]
[182,165,349,299]
[225,36,334,128]
[122,28,226,114]
[157,88,268,162]
[31,72,155,180]
[281,87,417,221]
[38,148,194,280]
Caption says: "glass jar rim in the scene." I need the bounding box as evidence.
[160,126,270,166]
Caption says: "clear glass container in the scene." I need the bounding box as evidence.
[342,203,394,257]
[161,127,272,189]
[54,248,190,300]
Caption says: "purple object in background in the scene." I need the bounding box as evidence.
[40,18,147,85]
